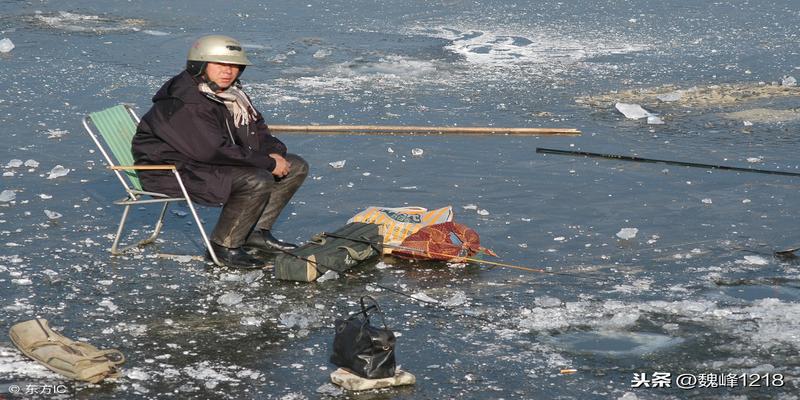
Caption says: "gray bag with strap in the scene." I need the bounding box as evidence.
[275,222,382,282]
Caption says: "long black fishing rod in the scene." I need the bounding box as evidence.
[536,147,800,177]
[321,232,608,282]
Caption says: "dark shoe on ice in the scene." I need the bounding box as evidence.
[244,230,298,253]
[207,242,265,269]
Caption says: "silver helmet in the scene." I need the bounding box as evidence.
[188,35,252,65]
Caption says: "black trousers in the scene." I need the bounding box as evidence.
[211,153,308,248]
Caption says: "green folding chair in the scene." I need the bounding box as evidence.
[82,104,221,265]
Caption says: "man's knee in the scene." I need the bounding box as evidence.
[287,154,309,178]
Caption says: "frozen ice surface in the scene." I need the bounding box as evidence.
[614,103,652,119]
[411,148,424,157]
[46,165,70,179]
[44,210,62,220]
[0,38,14,53]
[0,346,60,379]
[616,227,638,240]
[328,160,346,169]
[218,292,244,306]
[0,190,16,202]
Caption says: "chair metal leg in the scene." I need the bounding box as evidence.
[138,202,169,246]
[110,204,132,255]
[172,170,221,266]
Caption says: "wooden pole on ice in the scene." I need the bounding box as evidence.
[269,124,581,136]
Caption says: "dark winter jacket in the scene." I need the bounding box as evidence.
[132,71,287,205]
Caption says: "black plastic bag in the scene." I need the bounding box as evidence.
[330,296,396,379]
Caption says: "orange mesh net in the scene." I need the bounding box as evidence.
[394,222,497,262]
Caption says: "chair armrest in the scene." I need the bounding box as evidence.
[110,165,176,171]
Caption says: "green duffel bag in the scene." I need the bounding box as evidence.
[275,222,383,282]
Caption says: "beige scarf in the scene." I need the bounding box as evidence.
[198,82,258,128]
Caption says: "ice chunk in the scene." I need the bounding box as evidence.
[44,210,62,220]
[442,291,468,307]
[99,299,118,312]
[462,204,478,210]
[127,368,150,380]
[411,292,438,303]
[387,147,394,153]
[315,269,339,283]
[5,159,23,168]
[24,159,39,168]
[656,91,683,102]
[746,157,763,163]
[535,296,563,308]
[172,255,194,263]
[316,383,344,396]
[701,198,712,204]
[646,116,664,125]
[45,129,68,139]
[240,316,264,326]
[477,209,490,216]
[616,227,638,240]
[12,278,33,285]
[328,160,346,169]
[742,255,768,265]
[615,103,652,119]
[313,49,332,59]
[743,120,753,127]
[781,75,797,87]
[411,148,424,157]
[0,190,15,202]
[0,38,14,53]
[279,309,322,329]
[217,292,244,306]
[47,165,70,179]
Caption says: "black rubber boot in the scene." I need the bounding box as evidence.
[207,242,265,269]
[244,230,298,253]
